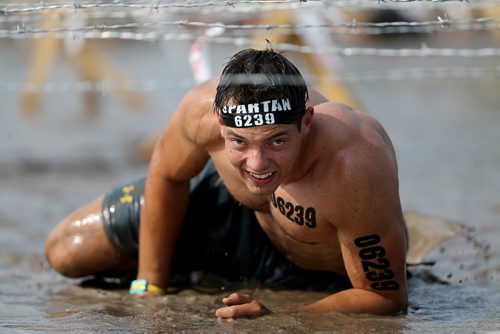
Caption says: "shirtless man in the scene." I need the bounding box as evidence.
[45,49,408,317]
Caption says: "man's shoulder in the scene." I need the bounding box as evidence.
[309,107,400,227]
[312,105,398,189]
[315,101,393,150]
[175,78,221,147]
[180,78,219,117]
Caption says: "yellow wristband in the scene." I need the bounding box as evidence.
[129,279,166,295]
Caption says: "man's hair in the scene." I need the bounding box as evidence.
[214,49,309,128]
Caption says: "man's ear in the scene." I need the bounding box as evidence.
[217,111,224,126]
[302,106,314,132]
[217,112,226,136]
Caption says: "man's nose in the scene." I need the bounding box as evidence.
[245,148,269,172]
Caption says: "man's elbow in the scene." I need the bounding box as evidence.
[375,294,408,315]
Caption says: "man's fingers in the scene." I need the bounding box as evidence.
[215,301,266,319]
[216,293,270,318]
[222,293,253,306]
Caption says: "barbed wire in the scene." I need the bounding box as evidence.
[2,2,498,94]
[2,29,498,57]
[1,16,499,36]
[2,66,498,94]
[0,1,323,15]
[2,0,499,16]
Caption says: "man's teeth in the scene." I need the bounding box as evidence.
[250,172,273,179]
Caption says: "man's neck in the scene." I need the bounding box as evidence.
[282,128,315,185]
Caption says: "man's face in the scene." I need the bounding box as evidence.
[220,123,303,196]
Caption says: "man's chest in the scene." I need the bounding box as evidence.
[256,187,344,272]
[269,191,318,230]
[263,186,338,243]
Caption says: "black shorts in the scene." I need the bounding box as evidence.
[102,161,351,292]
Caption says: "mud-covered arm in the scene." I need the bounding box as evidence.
[136,83,214,291]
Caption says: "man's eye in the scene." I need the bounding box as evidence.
[272,139,286,146]
[231,139,244,146]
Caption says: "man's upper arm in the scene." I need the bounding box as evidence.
[149,83,215,182]
[334,146,408,311]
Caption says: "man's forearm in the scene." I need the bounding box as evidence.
[293,288,407,315]
[215,288,406,319]
[136,175,190,288]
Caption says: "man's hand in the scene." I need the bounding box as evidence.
[215,293,270,319]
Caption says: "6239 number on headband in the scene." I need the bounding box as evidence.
[234,113,276,127]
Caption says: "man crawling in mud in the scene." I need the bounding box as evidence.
[45,48,408,317]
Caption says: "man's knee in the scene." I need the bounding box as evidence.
[45,197,108,278]
[45,231,80,277]
[44,218,90,278]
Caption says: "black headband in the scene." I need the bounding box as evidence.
[219,98,305,128]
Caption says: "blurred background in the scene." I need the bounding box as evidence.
[0,1,499,332]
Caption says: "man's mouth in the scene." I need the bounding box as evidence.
[249,172,274,180]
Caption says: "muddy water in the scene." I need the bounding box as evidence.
[1,31,499,332]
